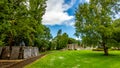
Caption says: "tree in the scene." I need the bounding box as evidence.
[68,38,76,44]
[110,19,120,48]
[57,29,62,36]
[0,0,48,51]
[75,0,120,55]
[52,29,69,50]
[34,26,52,51]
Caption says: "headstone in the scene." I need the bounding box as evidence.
[0,47,3,56]
[10,46,20,59]
[32,47,39,57]
[24,47,32,59]
[74,44,78,50]
[35,47,39,56]
[71,44,74,50]
[1,46,10,59]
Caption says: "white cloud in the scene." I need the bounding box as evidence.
[80,0,89,3]
[75,37,81,40]
[63,18,75,27]
[85,0,89,3]
[42,0,75,25]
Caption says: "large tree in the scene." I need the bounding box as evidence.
[75,0,120,55]
[0,0,49,51]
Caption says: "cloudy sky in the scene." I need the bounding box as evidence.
[42,0,89,39]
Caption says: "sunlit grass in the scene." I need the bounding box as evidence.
[25,50,120,68]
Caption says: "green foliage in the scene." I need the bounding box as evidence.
[0,40,4,46]
[68,38,76,44]
[56,33,69,50]
[25,50,120,68]
[57,29,62,36]
[75,0,120,46]
[51,29,69,50]
[108,19,120,47]
[0,0,52,51]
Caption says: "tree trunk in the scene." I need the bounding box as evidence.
[102,42,108,56]
[8,36,14,59]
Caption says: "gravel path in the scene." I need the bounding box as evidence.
[0,54,45,68]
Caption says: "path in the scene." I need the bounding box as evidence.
[0,54,45,68]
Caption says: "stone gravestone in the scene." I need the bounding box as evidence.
[34,47,39,56]
[24,47,32,59]
[31,47,35,57]
[74,44,78,50]
[31,47,39,57]
[0,47,3,56]
[1,47,10,59]
[10,46,20,59]
[18,46,24,59]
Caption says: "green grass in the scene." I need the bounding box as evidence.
[25,50,120,68]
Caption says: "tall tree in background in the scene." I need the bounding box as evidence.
[52,29,69,50]
[75,0,120,55]
[57,29,62,36]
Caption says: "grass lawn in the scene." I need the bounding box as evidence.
[25,50,120,68]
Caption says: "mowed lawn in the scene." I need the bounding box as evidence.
[25,50,120,68]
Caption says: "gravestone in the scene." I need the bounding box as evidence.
[74,44,77,50]
[31,47,39,57]
[1,47,10,59]
[34,47,39,56]
[24,47,32,59]
[0,46,39,59]
[10,46,20,59]
[0,47,3,56]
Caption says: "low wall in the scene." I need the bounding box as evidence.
[0,46,39,60]
[66,44,92,50]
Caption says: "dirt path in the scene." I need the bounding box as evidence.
[0,54,45,68]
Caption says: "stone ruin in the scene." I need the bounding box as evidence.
[66,44,93,50]
[67,44,81,50]
[0,46,39,60]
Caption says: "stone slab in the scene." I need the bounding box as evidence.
[10,47,20,59]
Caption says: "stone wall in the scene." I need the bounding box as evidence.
[66,44,93,50]
[67,44,79,50]
[0,46,39,59]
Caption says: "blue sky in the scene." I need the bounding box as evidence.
[42,0,89,39]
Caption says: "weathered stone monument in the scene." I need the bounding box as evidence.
[24,47,32,59]
[0,46,10,59]
[0,46,39,60]
[31,47,39,57]
[0,47,3,56]
[10,46,20,59]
